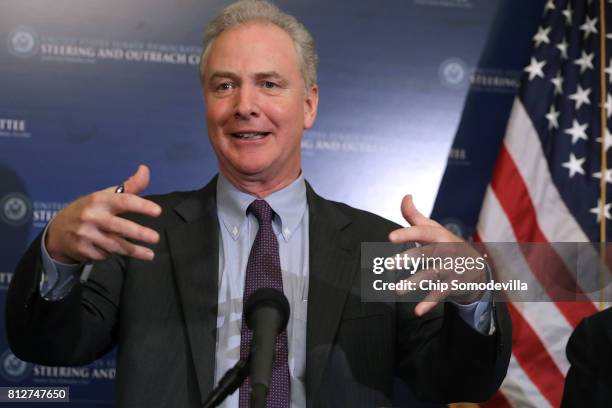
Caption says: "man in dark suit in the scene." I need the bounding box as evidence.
[6,1,511,407]
[561,307,612,408]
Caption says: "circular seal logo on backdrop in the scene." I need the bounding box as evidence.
[440,218,467,239]
[438,58,469,89]
[7,27,39,57]
[0,350,32,382]
[0,193,32,226]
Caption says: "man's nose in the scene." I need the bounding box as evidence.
[234,85,259,119]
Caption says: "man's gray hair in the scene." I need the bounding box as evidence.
[199,0,318,92]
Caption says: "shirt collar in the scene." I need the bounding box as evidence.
[216,172,307,242]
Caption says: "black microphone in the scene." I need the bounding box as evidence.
[244,288,290,408]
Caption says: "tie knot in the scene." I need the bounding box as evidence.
[248,199,273,223]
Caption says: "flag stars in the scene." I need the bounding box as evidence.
[602,93,612,118]
[568,85,591,110]
[556,38,569,59]
[596,128,612,151]
[525,57,546,80]
[562,153,586,178]
[562,4,573,25]
[533,26,551,47]
[546,105,560,129]
[551,71,564,94]
[574,51,594,73]
[605,59,612,83]
[564,119,588,143]
[593,169,612,184]
[545,0,555,11]
[590,199,612,222]
[580,16,598,39]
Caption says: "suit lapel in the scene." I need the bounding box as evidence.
[305,183,359,404]
[166,177,219,402]
[164,178,359,404]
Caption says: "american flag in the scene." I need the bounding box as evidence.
[475,0,610,406]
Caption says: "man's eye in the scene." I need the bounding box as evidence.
[216,82,234,91]
[263,81,277,89]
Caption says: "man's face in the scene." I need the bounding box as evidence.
[202,22,318,191]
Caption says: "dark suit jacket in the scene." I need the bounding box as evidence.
[6,177,511,407]
[561,307,612,408]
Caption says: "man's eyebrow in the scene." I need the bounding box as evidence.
[254,71,288,83]
[207,70,289,85]
[208,71,240,82]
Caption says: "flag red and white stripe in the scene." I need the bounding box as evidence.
[476,99,599,407]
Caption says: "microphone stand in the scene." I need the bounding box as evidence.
[202,358,250,408]
[204,287,290,407]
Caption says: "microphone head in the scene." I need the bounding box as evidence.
[244,288,290,332]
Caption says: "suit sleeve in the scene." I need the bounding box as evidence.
[6,232,124,366]
[561,310,612,408]
[395,300,512,403]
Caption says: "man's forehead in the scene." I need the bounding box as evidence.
[209,70,286,79]
[204,23,301,80]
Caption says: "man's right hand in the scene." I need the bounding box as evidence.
[45,164,162,264]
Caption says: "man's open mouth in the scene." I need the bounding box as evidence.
[231,132,271,140]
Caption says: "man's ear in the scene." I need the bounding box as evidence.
[303,85,319,129]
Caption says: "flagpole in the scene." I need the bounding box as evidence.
[599,0,607,310]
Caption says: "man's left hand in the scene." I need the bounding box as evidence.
[388,194,487,316]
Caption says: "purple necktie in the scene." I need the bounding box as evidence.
[238,200,290,407]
